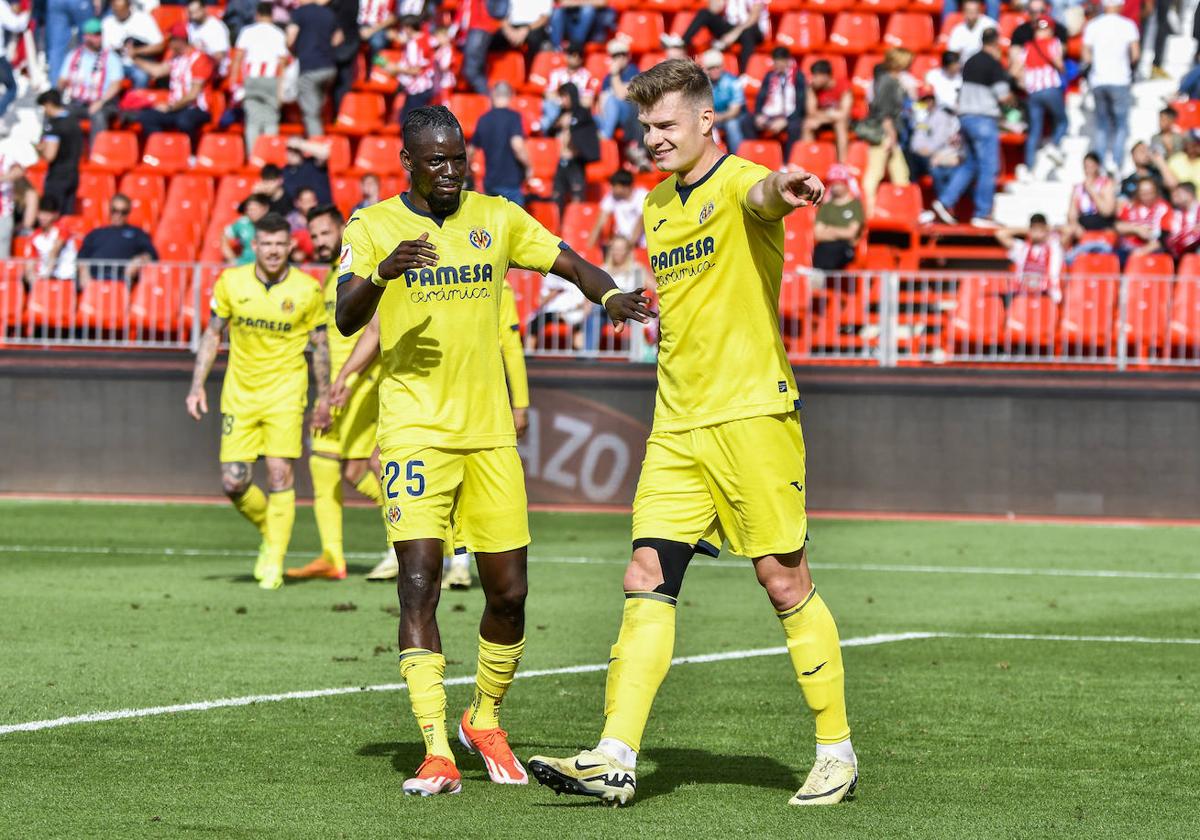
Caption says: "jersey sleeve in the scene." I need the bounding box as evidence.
[339,213,378,283]
[211,271,232,319]
[503,199,564,275]
[725,158,775,221]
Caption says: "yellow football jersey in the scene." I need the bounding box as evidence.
[499,279,529,410]
[340,192,561,449]
[322,263,382,382]
[211,263,325,416]
[643,154,797,433]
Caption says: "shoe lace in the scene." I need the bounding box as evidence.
[417,755,454,776]
[475,727,511,753]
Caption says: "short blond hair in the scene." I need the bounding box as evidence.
[883,48,913,73]
[626,58,713,111]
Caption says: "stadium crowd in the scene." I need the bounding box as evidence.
[2,0,1200,336]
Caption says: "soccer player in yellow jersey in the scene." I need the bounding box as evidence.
[336,106,651,797]
[185,213,331,591]
[285,204,386,581]
[529,59,857,807]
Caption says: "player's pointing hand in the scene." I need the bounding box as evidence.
[604,288,656,332]
[777,169,825,208]
[377,231,439,281]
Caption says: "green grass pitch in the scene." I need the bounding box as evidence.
[2,501,1199,839]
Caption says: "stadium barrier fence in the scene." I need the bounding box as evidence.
[1,260,1197,369]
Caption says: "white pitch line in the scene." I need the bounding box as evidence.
[6,630,1200,737]
[3,544,1199,582]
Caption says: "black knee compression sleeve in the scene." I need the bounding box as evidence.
[631,538,699,600]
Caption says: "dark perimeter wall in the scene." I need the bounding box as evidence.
[2,353,1198,518]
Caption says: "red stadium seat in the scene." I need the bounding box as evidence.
[585,139,621,183]
[510,94,541,135]
[870,184,922,233]
[783,210,814,271]
[737,140,784,170]
[308,135,351,173]
[668,11,711,50]
[155,215,201,261]
[88,131,139,173]
[910,0,944,12]
[1167,275,1200,353]
[140,132,191,173]
[883,13,935,52]
[151,6,187,33]
[449,93,491,140]
[332,92,386,135]
[910,53,940,83]
[118,172,166,232]
[526,201,561,236]
[856,0,902,13]
[505,269,542,330]
[24,280,78,334]
[129,265,189,338]
[938,12,964,45]
[165,173,215,214]
[527,52,567,94]
[524,138,560,195]
[827,13,881,54]
[776,12,827,52]
[0,266,25,329]
[331,176,362,217]
[616,12,665,54]
[1005,294,1059,352]
[997,11,1024,46]
[950,281,1006,351]
[806,0,849,11]
[788,141,837,177]
[487,52,527,91]
[561,202,602,261]
[214,174,256,219]
[180,265,224,333]
[1174,99,1200,130]
[249,134,289,168]
[1122,253,1175,357]
[851,53,885,100]
[353,135,404,175]
[1059,261,1118,356]
[77,171,116,204]
[741,53,773,102]
[194,133,246,175]
[78,281,130,332]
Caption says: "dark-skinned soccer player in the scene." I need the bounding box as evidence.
[336,106,653,796]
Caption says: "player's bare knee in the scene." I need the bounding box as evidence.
[397,569,440,617]
[625,547,664,591]
[485,578,527,623]
[220,462,252,497]
[627,539,694,599]
[266,461,293,492]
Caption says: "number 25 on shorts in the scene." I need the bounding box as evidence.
[383,460,425,498]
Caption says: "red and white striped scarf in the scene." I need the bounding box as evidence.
[63,46,112,104]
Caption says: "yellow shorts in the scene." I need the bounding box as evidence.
[379,445,529,554]
[220,410,304,463]
[632,412,808,559]
[311,375,379,461]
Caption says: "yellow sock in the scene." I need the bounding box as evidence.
[353,471,383,504]
[468,636,525,729]
[399,648,454,761]
[231,485,268,536]
[309,455,345,569]
[600,593,677,752]
[778,589,851,744]
[265,490,296,566]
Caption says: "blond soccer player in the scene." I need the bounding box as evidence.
[186,213,331,590]
[335,106,651,796]
[529,59,857,807]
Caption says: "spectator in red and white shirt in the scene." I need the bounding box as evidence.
[542,47,597,131]
[358,0,397,61]
[803,58,852,162]
[376,16,435,122]
[56,18,125,140]
[234,3,291,156]
[1115,177,1170,266]
[996,213,1063,303]
[24,196,79,285]
[680,0,769,74]
[187,0,232,72]
[747,46,805,157]
[0,149,24,258]
[1017,17,1066,174]
[430,23,455,103]
[1165,183,1200,261]
[125,23,215,148]
[588,169,647,249]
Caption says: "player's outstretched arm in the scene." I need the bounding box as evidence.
[309,327,333,432]
[550,247,655,333]
[747,168,826,222]
[336,232,438,335]
[330,314,381,407]
[186,315,227,421]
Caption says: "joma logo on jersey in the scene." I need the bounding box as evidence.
[698,201,715,224]
[468,227,493,250]
[404,264,494,287]
[232,315,294,332]
[649,236,715,272]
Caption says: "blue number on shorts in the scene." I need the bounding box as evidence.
[383,461,401,499]
[406,460,425,497]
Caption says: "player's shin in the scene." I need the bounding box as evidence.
[600,593,677,758]
[468,636,524,729]
[309,454,345,569]
[399,649,455,761]
[777,589,853,752]
[261,489,295,589]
